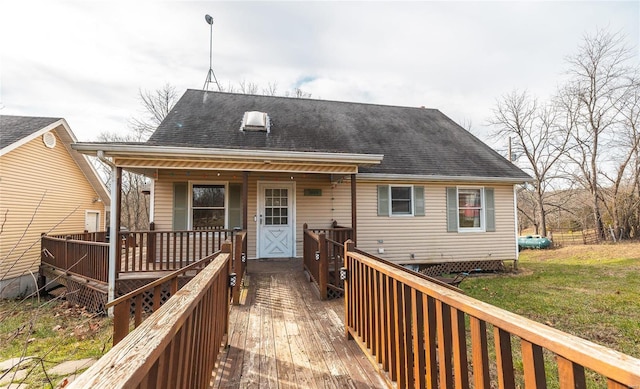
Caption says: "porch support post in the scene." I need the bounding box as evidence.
[351,173,357,244]
[107,166,122,316]
[242,171,249,231]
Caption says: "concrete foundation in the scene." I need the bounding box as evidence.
[0,274,38,299]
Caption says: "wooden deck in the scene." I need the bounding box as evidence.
[213,258,387,388]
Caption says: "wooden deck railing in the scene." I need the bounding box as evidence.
[118,227,235,273]
[47,231,107,242]
[303,224,353,300]
[41,235,109,283]
[342,240,640,388]
[42,229,246,285]
[108,241,232,345]
[232,231,247,305]
[69,244,233,389]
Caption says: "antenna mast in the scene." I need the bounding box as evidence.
[203,14,221,91]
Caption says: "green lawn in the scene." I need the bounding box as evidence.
[0,296,112,388]
[461,243,640,386]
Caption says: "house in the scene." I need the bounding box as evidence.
[0,115,110,298]
[73,90,530,266]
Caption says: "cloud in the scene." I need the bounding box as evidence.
[1,0,638,146]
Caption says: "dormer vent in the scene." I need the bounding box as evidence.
[241,111,270,133]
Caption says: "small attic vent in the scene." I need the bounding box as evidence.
[42,132,56,148]
[241,111,270,133]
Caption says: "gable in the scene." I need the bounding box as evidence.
[0,115,61,153]
[0,115,110,206]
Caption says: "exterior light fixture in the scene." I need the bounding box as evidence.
[339,267,348,281]
[229,272,237,287]
[241,253,247,263]
[315,251,320,261]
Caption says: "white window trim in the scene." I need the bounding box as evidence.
[457,186,485,233]
[188,181,229,229]
[390,185,414,217]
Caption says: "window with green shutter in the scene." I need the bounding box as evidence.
[446,187,495,232]
[377,185,425,217]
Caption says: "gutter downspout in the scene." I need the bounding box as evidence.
[98,151,118,316]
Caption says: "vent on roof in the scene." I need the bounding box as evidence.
[241,111,270,133]
[42,132,56,148]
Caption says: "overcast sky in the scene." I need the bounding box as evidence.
[1,1,638,153]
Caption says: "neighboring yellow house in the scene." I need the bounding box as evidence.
[0,115,110,298]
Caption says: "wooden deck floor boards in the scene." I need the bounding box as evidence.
[213,258,387,389]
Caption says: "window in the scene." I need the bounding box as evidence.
[458,188,482,229]
[264,188,288,225]
[192,185,225,229]
[446,187,495,232]
[377,185,425,216]
[391,186,413,215]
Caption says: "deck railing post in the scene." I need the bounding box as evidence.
[147,222,156,264]
[221,240,232,346]
[303,224,308,271]
[344,239,355,340]
[65,235,71,271]
[318,232,328,300]
[232,232,243,305]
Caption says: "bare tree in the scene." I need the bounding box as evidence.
[95,132,150,231]
[129,83,178,141]
[220,80,309,98]
[237,79,259,95]
[286,87,312,99]
[556,28,638,241]
[263,81,278,96]
[600,78,640,239]
[490,90,569,237]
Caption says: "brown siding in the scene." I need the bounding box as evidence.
[0,128,105,281]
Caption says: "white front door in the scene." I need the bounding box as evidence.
[85,211,100,232]
[257,182,295,258]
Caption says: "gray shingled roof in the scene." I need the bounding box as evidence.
[148,90,530,179]
[1,115,61,150]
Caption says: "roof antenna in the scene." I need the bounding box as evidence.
[203,14,221,92]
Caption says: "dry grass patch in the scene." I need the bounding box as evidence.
[0,296,112,388]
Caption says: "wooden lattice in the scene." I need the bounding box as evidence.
[419,260,507,277]
[40,266,107,313]
[327,284,344,300]
[64,279,107,313]
[116,277,191,315]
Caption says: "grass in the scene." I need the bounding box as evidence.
[0,295,112,388]
[460,242,640,387]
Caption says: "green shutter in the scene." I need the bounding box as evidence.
[377,185,389,216]
[446,187,458,232]
[485,187,495,232]
[228,183,242,229]
[173,182,188,230]
[414,186,425,216]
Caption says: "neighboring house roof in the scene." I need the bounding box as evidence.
[146,90,530,181]
[0,116,61,150]
[0,115,111,206]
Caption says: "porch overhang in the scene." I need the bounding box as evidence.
[72,143,383,175]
